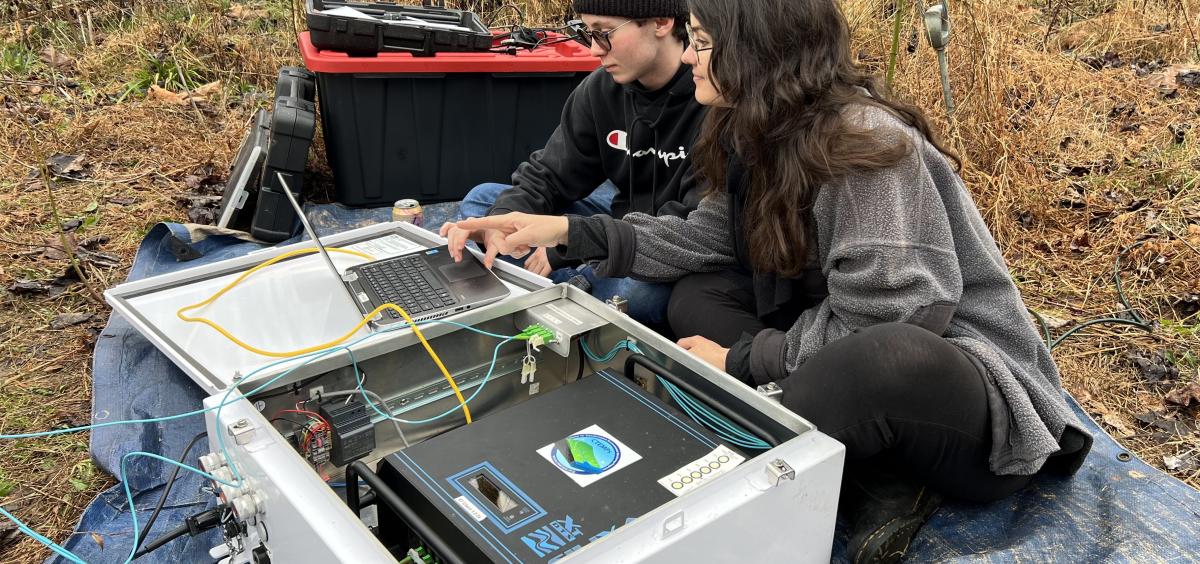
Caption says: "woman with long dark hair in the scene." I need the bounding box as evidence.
[444,0,1091,560]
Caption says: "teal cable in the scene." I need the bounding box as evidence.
[0,506,85,564]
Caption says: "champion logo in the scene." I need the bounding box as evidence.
[605,129,688,167]
[606,130,628,151]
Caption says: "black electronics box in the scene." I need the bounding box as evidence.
[306,0,492,57]
[319,398,376,467]
[376,370,745,563]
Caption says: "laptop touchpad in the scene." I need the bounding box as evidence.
[439,259,489,283]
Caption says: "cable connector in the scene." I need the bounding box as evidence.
[518,324,557,349]
[185,506,226,536]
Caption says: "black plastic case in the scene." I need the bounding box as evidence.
[275,65,316,101]
[251,95,318,242]
[306,0,492,57]
[217,109,270,231]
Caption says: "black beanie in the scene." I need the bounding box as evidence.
[571,0,687,19]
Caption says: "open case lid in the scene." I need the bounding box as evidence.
[105,221,551,395]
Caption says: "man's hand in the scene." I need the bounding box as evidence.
[524,247,553,277]
[442,213,569,265]
[677,335,729,372]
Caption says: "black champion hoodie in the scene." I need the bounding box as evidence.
[488,63,708,265]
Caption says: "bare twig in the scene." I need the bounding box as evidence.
[168,45,206,122]
[40,165,105,305]
[1175,0,1200,59]
[1042,0,1067,50]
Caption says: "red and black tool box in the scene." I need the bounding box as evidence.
[299,31,601,207]
[306,0,492,57]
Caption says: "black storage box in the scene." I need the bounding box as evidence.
[299,31,600,207]
[306,0,492,57]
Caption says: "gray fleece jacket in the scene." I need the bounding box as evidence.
[565,106,1091,476]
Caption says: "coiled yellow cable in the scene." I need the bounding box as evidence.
[176,247,472,424]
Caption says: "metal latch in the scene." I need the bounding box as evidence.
[227,418,257,446]
[756,382,783,403]
[605,295,629,314]
[766,459,795,487]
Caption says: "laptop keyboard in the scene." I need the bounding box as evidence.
[359,255,457,319]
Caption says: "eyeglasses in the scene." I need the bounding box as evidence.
[566,19,636,51]
[685,22,712,53]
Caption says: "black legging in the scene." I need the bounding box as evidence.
[668,271,1032,502]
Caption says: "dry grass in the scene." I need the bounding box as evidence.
[1,0,1198,562]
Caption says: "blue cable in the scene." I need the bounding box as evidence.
[1,317,521,562]
[660,378,767,445]
[0,319,519,441]
[659,378,770,449]
[0,506,85,564]
[349,336,516,425]
[581,338,770,450]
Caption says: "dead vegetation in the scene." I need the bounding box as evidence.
[0,0,1198,561]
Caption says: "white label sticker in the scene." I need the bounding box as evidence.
[657,445,745,497]
[344,234,424,260]
[537,424,642,487]
[454,496,488,522]
[545,303,583,326]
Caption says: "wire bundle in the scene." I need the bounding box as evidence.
[581,339,771,450]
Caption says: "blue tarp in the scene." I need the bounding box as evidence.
[52,203,1200,563]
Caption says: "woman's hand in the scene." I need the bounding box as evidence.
[677,335,729,372]
[443,213,569,266]
[524,246,553,277]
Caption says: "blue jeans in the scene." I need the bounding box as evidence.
[459,182,671,324]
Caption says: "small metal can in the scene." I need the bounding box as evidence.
[392,199,423,227]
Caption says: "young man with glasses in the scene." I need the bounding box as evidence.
[445,0,704,326]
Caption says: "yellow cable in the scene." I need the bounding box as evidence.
[176,247,473,424]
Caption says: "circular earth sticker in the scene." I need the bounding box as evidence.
[551,434,621,475]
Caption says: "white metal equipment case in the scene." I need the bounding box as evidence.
[105,221,845,564]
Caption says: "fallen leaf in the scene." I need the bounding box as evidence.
[0,519,17,550]
[106,196,137,206]
[8,278,74,297]
[39,46,73,68]
[42,241,68,260]
[78,236,109,251]
[147,84,186,105]
[1070,228,1091,252]
[47,153,89,177]
[227,4,269,19]
[1164,383,1200,407]
[60,218,83,231]
[76,248,120,269]
[50,312,93,330]
[83,201,99,214]
[191,80,222,98]
[1034,310,1072,329]
[1101,413,1135,437]
[90,532,104,550]
[26,84,42,95]
[1126,349,1180,383]
[1135,410,1198,436]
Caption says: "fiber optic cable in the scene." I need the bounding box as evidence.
[581,339,770,449]
[1,318,522,561]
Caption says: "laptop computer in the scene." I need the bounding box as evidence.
[275,173,509,327]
